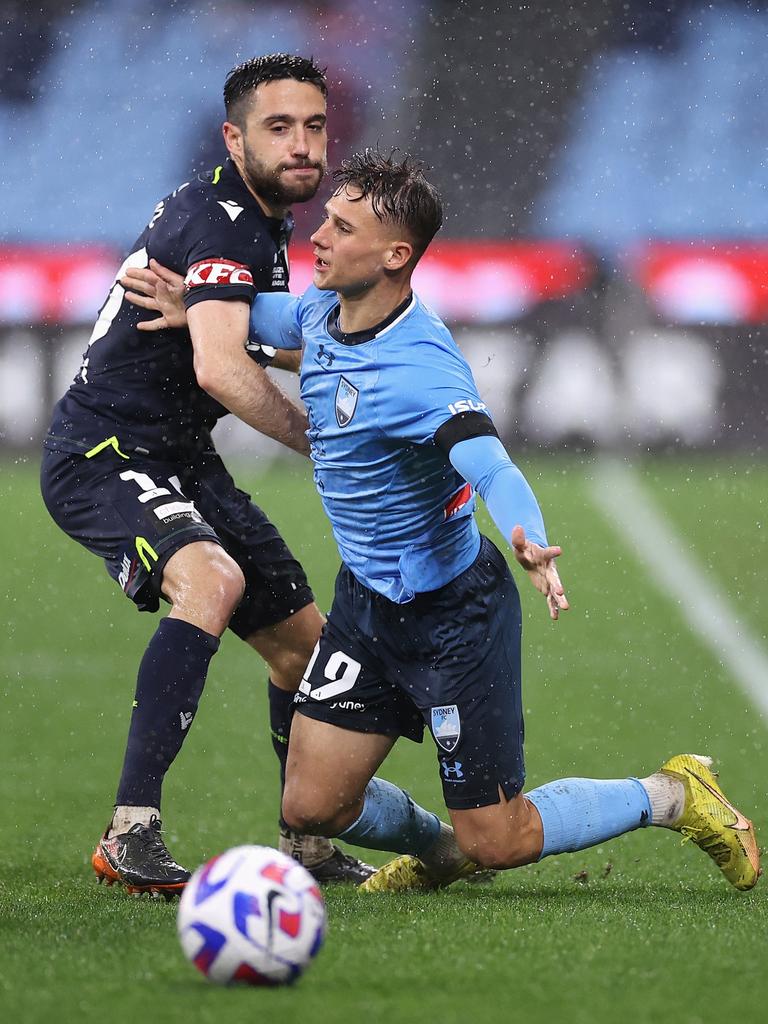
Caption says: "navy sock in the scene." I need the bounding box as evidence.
[115,617,219,808]
[268,680,295,789]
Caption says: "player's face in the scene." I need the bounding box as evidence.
[228,79,327,210]
[310,187,408,295]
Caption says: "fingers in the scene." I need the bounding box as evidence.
[136,316,169,332]
[150,258,185,288]
[124,289,160,311]
[546,567,569,620]
[541,544,562,560]
[546,587,569,620]
[155,281,178,304]
[511,527,561,561]
[120,267,158,296]
[510,526,569,618]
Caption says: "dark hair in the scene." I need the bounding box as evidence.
[333,149,443,262]
[224,54,327,126]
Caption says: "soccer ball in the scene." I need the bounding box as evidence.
[177,845,326,986]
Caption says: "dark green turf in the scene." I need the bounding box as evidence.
[1,455,765,1024]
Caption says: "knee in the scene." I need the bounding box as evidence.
[206,552,246,613]
[167,546,245,616]
[281,792,329,837]
[281,784,349,838]
[162,545,246,637]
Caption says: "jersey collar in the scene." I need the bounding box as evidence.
[213,159,293,239]
[327,292,415,346]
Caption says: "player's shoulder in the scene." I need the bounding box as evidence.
[164,162,258,230]
[297,284,337,325]
[393,294,467,366]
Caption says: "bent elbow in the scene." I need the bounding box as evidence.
[193,356,219,398]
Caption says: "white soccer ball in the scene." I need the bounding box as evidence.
[177,845,326,986]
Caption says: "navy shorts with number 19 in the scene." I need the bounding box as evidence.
[295,536,525,810]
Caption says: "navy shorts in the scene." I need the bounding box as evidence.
[294,536,524,809]
[40,446,314,637]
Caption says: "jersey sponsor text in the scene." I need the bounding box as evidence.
[184,259,254,289]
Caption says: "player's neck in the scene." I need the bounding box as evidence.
[252,189,288,220]
[337,281,413,335]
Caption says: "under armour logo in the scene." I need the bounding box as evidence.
[314,344,335,370]
[441,760,464,780]
[179,711,194,731]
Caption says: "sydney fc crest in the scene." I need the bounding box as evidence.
[335,376,359,427]
[431,704,461,753]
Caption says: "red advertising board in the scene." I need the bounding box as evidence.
[0,242,596,325]
[627,242,768,324]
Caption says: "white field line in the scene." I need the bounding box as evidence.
[589,458,768,721]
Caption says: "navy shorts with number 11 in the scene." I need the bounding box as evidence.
[295,536,525,810]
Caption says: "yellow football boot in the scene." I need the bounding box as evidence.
[660,754,760,891]
[359,854,485,892]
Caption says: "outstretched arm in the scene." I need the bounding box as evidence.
[121,261,308,455]
[447,433,569,620]
[121,260,301,373]
[187,298,309,456]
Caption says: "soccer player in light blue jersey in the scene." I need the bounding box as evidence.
[125,151,759,891]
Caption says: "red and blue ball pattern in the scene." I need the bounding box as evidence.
[177,845,326,986]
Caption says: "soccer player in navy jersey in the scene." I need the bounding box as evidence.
[127,151,759,892]
[39,55,374,896]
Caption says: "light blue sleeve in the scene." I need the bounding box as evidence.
[248,292,303,351]
[386,341,490,445]
[448,434,548,548]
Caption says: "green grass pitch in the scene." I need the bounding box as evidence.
[1,454,766,1024]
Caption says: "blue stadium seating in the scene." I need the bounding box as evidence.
[534,6,768,246]
[2,0,411,245]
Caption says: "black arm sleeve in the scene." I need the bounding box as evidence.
[433,411,499,455]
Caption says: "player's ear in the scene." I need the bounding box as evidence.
[384,240,413,272]
[222,121,243,160]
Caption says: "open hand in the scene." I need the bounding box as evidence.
[121,259,187,331]
[511,524,569,621]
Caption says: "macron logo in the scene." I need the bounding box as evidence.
[179,711,194,731]
[217,200,244,222]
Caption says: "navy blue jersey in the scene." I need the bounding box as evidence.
[45,159,291,460]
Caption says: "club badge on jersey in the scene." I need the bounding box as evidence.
[335,377,359,428]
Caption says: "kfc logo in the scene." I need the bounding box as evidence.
[184,259,254,289]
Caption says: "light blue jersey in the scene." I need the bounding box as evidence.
[251,286,546,603]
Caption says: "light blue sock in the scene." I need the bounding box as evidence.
[337,777,441,855]
[527,777,652,859]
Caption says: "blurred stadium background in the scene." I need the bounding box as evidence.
[2,0,767,458]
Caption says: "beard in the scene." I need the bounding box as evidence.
[241,147,325,207]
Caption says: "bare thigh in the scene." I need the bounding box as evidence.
[245,603,325,690]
